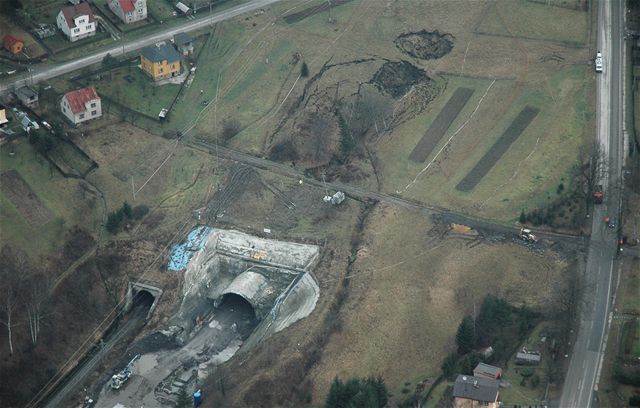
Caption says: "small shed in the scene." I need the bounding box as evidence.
[173,32,194,56]
[175,2,191,15]
[16,87,39,108]
[473,363,502,380]
[515,351,541,365]
[21,115,39,132]
[3,35,24,55]
[0,106,8,126]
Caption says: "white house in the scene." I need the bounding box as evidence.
[56,3,96,42]
[108,0,147,24]
[60,87,102,125]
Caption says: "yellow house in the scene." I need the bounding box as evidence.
[140,43,181,81]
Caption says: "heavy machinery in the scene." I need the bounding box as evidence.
[520,228,538,243]
[593,185,604,204]
[110,354,140,390]
[595,51,603,73]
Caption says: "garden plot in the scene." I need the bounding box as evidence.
[456,106,539,192]
[409,87,474,162]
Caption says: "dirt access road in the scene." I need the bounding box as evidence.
[188,138,584,245]
[0,0,284,94]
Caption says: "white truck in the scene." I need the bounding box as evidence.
[595,51,603,73]
[520,228,538,243]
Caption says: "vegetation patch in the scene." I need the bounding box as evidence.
[456,106,539,192]
[394,30,455,60]
[409,87,474,162]
[371,61,431,99]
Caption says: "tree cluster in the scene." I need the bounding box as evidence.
[325,376,388,408]
[442,295,540,380]
[337,113,355,159]
[106,203,149,234]
[0,246,50,355]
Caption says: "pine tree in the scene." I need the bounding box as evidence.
[175,387,191,408]
[519,209,526,224]
[301,62,309,78]
[456,315,476,355]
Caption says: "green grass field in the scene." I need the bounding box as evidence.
[476,0,588,45]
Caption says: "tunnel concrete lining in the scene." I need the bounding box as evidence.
[125,282,163,320]
[216,271,277,320]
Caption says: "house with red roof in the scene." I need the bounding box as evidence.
[56,3,96,42]
[60,87,102,125]
[108,0,147,24]
[3,35,24,55]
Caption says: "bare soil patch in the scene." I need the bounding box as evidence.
[409,87,474,162]
[456,106,540,192]
[394,30,455,60]
[282,0,353,24]
[0,170,53,226]
[371,61,432,99]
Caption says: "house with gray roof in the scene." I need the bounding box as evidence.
[452,375,500,408]
[140,43,182,81]
[173,32,194,56]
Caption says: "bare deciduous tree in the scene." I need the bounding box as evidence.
[0,246,27,355]
[347,88,394,139]
[577,140,608,202]
[309,112,331,161]
[23,272,50,346]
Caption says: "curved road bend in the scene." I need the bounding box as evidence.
[0,0,283,94]
[559,0,625,406]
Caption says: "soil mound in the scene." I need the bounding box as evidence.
[371,61,431,98]
[395,30,454,60]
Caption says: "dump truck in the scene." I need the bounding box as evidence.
[593,185,604,204]
[595,51,603,73]
[520,228,538,243]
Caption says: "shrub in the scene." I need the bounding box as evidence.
[132,205,149,220]
[301,61,309,78]
[221,119,241,142]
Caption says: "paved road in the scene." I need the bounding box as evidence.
[0,0,283,94]
[559,0,625,406]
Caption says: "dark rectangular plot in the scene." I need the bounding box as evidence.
[409,87,474,162]
[456,106,539,192]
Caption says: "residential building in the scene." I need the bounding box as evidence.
[60,87,102,125]
[452,375,500,408]
[473,363,502,380]
[15,87,39,108]
[3,35,24,55]
[56,3,96,42]
[108,0,147,24]
[0,106,8,127]
[140,43,181,81]
[173,32,194,56]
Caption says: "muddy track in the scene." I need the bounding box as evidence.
[205,165,258,223]
[188,137,585,246]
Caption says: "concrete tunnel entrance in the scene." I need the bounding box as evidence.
[214,293,259,340]
[125,282,163,320]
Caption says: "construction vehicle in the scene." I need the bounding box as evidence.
[595,51,603,73]
[110,354,140,390]
[593,185,604,204]
[520,228,538,243]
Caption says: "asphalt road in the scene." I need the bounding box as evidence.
[559,0,625,406]
[0,0,283,95]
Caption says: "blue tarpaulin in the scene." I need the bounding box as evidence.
[167,226,211,272]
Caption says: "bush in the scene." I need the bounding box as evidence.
[530,373,540,388]
[132,205,149,220]
[519,210,526,224]
[221,119,241,142]
[441,352,458,379]
[301,61,309,77]
[338,113,355,158]
[269,141,299,162]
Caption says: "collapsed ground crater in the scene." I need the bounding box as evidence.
[394,30,455,60]
[371,60,432,98]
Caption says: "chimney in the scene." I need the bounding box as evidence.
[473,380,478,388]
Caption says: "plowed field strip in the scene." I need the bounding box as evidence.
[0,170,52,226]
[409,87,474,162]
[456,106,539,192]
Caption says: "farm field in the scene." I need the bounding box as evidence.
[307,205,569,403]
[162,0,594,223]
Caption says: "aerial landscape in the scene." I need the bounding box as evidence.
[0,0,638,407]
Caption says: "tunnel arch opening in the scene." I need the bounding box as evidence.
[215,293,259,339]
[132,289,155,309]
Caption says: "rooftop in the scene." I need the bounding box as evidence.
[60,3,95,28]
[141,43,181,64]
[174,32,192,46]
[474,362,501,377]
[116,0,136,13]
[63,87,100,114]
[452,375,499,402]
